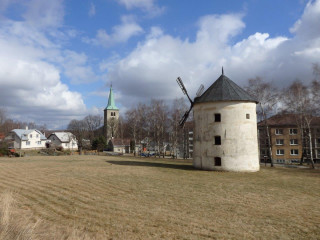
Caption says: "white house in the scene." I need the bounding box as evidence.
[6,127,47,149]
[47,132,78,150]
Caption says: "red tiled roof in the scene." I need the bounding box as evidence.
[0,133,5,140]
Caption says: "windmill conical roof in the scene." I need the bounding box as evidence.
[194,74,258,104]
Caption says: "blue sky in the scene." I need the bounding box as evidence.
[0,0,319,129]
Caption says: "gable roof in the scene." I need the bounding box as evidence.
[48,132,76,143]
[11,129,47,140]
[258,114,320,127]
[112,138,130,146]
[194,73,258,104]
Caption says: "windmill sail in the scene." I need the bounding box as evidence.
[196,84,204,97]
[176,77,193,104]
[176,77,194,127]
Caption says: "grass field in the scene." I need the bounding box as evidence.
[0,155,319,239]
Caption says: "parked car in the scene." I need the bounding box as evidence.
[140,152,155,157]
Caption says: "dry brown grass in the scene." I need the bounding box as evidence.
[0,155,319,239]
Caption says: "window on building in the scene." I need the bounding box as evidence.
[215,136,221,145]
[289,128,298,135]
[290,139,298,145]
[36,134,39,138]
[290,149,299,155]
[30,134,32,138]
[275,129,283,135]
[276,139,284,145]
[276,149,284,155]
[246,113,250,119]
[26,141,30,146]
[260,149,269,155]
[214,157,221,166]
[277,159,285,163]
[215,114,221,122]
[37,141,41,145]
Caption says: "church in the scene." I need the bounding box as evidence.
[104,85,119,142]
[103,86,132,153]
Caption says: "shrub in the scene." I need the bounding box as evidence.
[0,148,9,156]
[56,146,64,152]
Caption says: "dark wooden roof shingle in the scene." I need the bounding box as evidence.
[194,74,258,104]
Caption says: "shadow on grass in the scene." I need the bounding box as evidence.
[106,160,195,171]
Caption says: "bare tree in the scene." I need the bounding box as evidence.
[149,99,169,158]
[0,108,6,127]
[126,109,139,155]
[245,77,278,167]
[169,98,188,158]
[313,63,320,80]
[67,119,88,154]
[282,81,315,168]
[84,115,103,140]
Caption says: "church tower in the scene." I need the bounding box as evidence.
[104,86,119,141]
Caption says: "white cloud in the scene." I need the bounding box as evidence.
[0,1,97,129]
[62,50,98,84]
[106,1,320,110]
[290,0,320,39]
[22,0,65,29]
[117,0,164,16]
[84,15,143,47]
[89,3,96,17]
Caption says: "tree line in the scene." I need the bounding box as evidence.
[67,98,190,157]
[1,63,320,164]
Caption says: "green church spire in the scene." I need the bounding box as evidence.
[105,85,119,110]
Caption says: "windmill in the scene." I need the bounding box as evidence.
[176,77,204,127]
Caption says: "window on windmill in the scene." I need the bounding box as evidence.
[246,113,250,119]
[215,136,221,145]
[215,113,221,122]
[214,157,221,166]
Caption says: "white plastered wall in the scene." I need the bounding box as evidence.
[193,101,259,172]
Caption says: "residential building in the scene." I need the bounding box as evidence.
[47,132,78,150]
[5,127,47,149]
[258,114,320,164]
[112,138,131,154]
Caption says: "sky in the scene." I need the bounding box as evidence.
[0,0,320,129]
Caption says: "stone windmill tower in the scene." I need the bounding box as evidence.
[104,85,119,141]
[177,68,260,172]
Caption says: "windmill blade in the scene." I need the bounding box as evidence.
[196,84,204,97]
[176,77,187,95]
[176,77,193,104]
[179,105,193,127]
